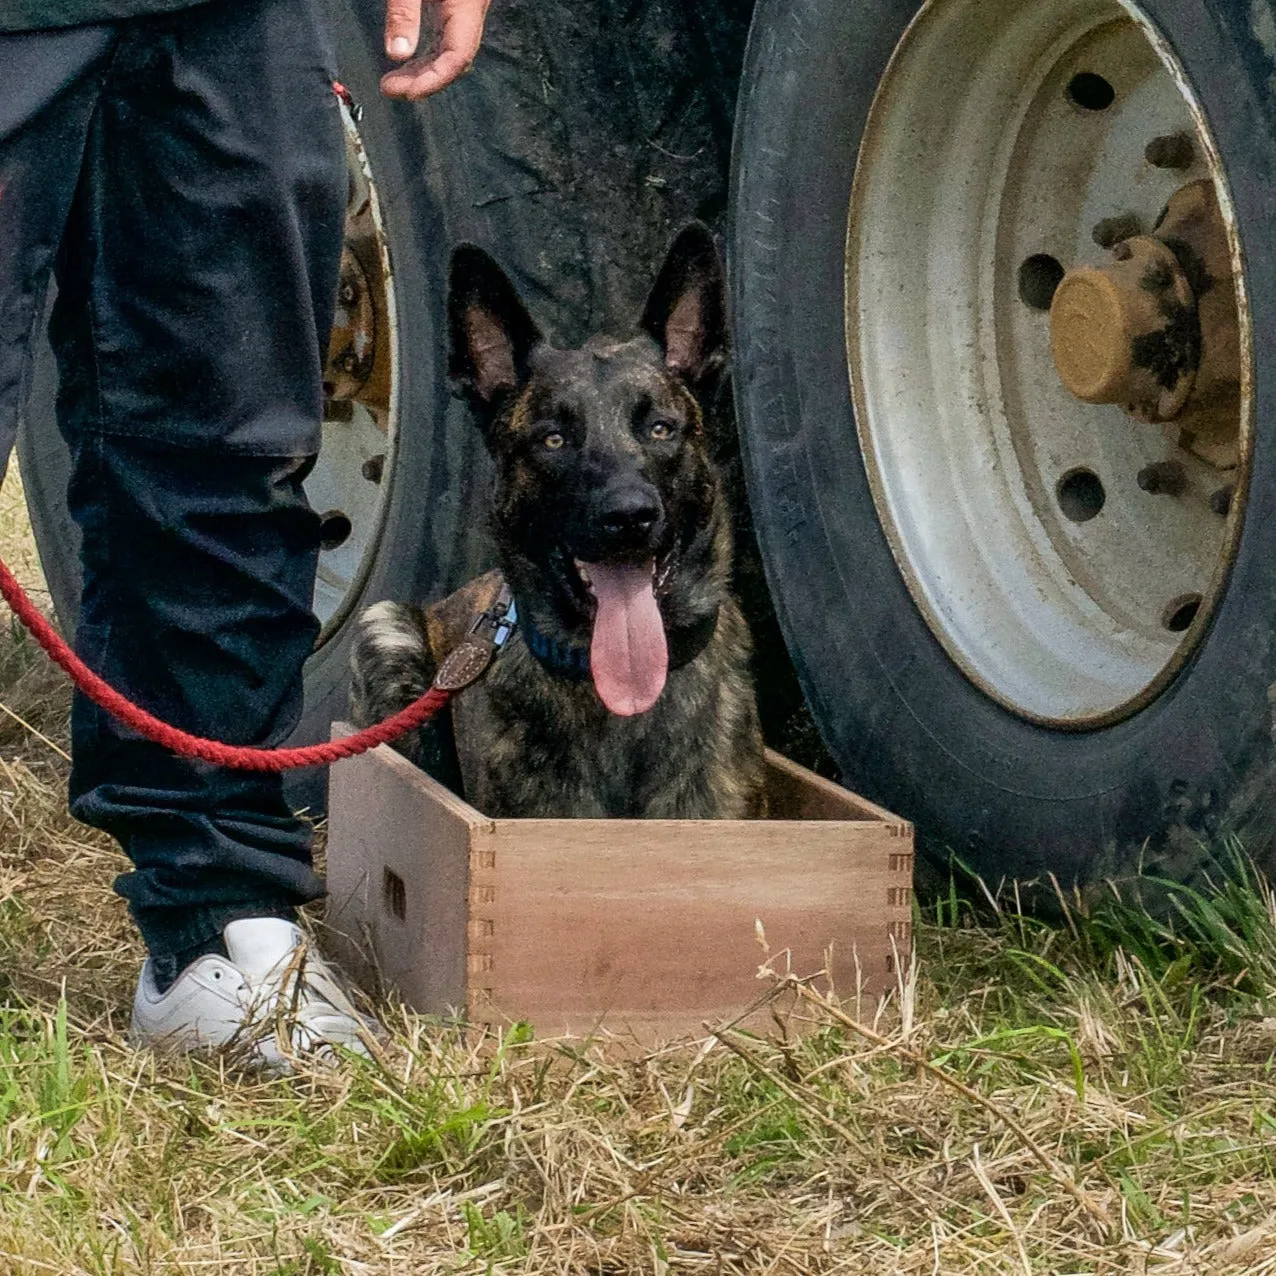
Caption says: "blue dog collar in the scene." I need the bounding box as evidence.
[520,607,592,680]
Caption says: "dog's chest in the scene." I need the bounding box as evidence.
[450,637,716,818]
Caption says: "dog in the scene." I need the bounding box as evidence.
[349,225,765,819]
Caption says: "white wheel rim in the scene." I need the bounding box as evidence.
[309,103,399,642]
[846,0,1251,727]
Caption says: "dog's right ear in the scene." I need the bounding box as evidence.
[448,245,541,409]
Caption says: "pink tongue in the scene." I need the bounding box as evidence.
[584,561,667,716]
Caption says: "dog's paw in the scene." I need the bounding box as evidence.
[348,601,433,727]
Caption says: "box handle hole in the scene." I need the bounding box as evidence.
[382,867,407,921]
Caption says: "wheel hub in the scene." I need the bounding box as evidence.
[1051,234,1197,416]
[325,246,379,404]
[1050,177,1241,468]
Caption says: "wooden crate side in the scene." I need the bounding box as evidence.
[477,816,912,1038]
[764,749,912,831]
[326,737,485,1015]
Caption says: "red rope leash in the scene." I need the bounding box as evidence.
[0,557,449,772]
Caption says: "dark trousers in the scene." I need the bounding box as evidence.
[0,0,345,956]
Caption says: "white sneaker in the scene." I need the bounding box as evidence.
[130,918,377,1070]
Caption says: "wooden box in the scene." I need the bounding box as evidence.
[324,727,914,1043]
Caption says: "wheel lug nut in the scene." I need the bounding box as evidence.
[1137,460,1187,495]
[1209,484,1234,516]
[361,453,386,484]
[1092,213,1142,250]
[1144,131,1194,170]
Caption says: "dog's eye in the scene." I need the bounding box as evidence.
[649,420,675,440]
[543,431,565,450]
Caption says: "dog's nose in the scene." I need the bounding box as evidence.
[600,488,661,540]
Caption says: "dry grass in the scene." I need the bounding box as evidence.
[0,474,1274,1273]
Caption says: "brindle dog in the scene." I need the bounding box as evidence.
[349,225,765,818]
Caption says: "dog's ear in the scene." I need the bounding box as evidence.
[640,224,727,388]
[448,245,541,408]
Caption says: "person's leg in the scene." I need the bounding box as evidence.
[49,0,346,972]
[60,440,329,972]
[0,25,115,479]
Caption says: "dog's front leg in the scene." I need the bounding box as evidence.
[349,601,439,771]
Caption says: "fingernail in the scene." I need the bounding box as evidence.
[389,36,412,57]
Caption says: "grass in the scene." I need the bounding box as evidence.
[0,474,1274,1271]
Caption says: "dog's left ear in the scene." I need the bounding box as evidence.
[640,224,727,389]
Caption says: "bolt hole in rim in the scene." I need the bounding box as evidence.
[846,0,1251,727]
[1056,468,1106,523]
[1017,254,1066,310]
[307,101,399,643]
[1066,69,1116,110]
[1163,593,1202,633]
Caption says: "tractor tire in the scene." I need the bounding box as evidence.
[730,0,1276,887]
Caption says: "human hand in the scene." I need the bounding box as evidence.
[381,0,491,99]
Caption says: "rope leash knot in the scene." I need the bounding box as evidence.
[0,558,449,772]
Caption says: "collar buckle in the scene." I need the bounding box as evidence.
[469,590,517,650]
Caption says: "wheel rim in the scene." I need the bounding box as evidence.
[309,100,399,642]
[846,0,1251,727]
